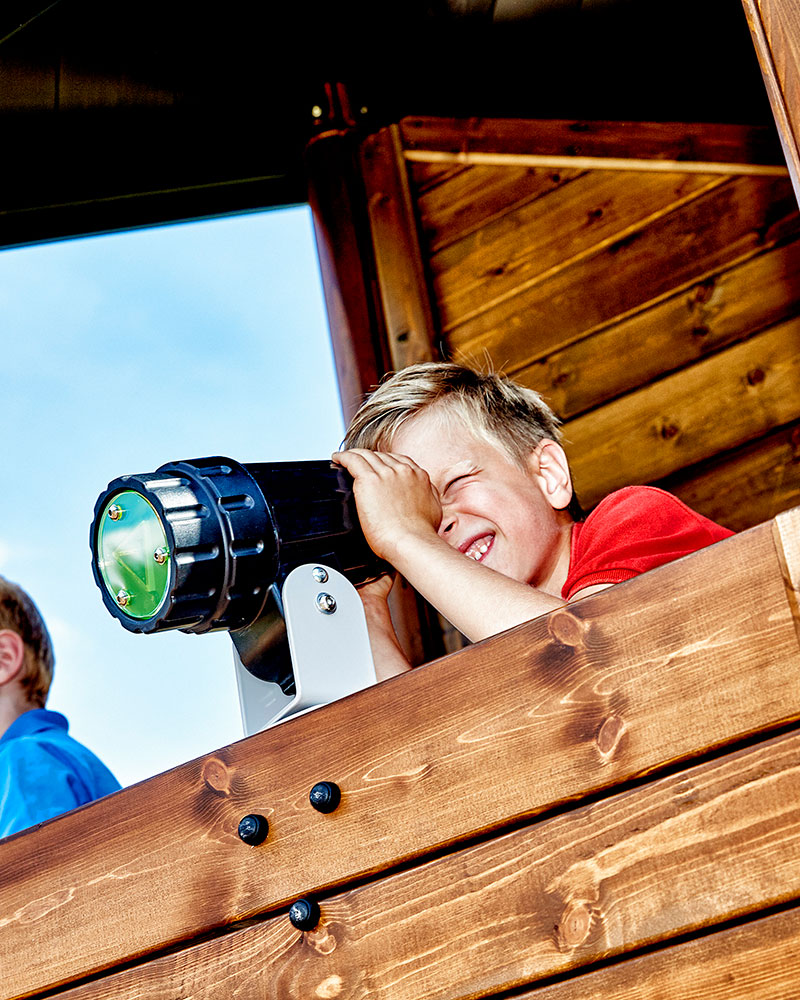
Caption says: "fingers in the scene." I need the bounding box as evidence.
[333,448,422,474]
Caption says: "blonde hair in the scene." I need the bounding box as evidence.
[344,362,584,520]
[0,577,54,707]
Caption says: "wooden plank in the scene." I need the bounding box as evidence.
[566,313,800,509]
[2,521,800,998]
[358,125,439,371]
[414,164,585,254]
[521,907,800,1000]
[774,505,800,645]
[400,117,787,166]
[46,731,800,1000]
[432,170,724,330]
[406,149,790,177]
[658,419,800,532]
[448,175,798,379]
[741,0,800,203]
[515,236,800,421]
[305,129,390,424]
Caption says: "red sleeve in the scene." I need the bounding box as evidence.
[561,486,734,600]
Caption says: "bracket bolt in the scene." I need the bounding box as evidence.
[289,897,321,931]
[115,589,131,608]
[309,781,341,813]
[237,814,269,846]
[316,592,337,614]
[108,504,124,521]
[153,546,169,565]
[311,566,328,583]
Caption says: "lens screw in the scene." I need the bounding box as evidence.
[311,566,328,584]
[316,593,337,614]
[237,814,269,846]
[153,546,169,565]
[108,504,124,521]
[289,897,321,931]
[310,781,341,813]
[115,589,131,608]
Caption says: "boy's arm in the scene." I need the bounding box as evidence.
[334,449,565,642]
[357,574,413,679]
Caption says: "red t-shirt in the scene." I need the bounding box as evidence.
[561,486,733,601]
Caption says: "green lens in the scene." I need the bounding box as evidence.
[97,491,171,620]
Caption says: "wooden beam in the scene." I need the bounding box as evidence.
[46,730,800,1000]
[305,129,389,425]
[741,0,800,203]
[565,313,800,509]
[400,117,788,166]
[515,237,800,422]
[406,149,790,177]
[359,125,439,370]
[1,519,800,998]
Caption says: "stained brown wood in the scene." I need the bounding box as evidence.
[523,907,800,1000]
[400,117,787,166]
[566,313,800,508]
[774,505,800,644]
[659,419,800,532]
[446,175,798,365]
[741,0,800,202]
[431,170,723,329]
[358,125,438,371]
[414,163,584,254]
[2,521,800,998]
[306,130,389,423]
[515,236,800,421]
[47,731,800,1000]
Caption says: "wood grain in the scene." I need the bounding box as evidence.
[414,163,584,254]
[515,236,800,421]
[446,175,797,366]
[741,0,800,201]
[565,313,800,508]
[522,906,800,1000]
[774,504,800,644]
[48,731,800,1000]
[359,125,439,371]
[431,170,723,330]
[658,418,800,532]
[399,118,787,166]
[2,522,799,998]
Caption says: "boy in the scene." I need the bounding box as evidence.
[0,576,120,837]
[333,362,732,677]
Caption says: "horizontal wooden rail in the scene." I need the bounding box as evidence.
[52,728,800,1000]
[1,510,799,998]
[399,118,787,166]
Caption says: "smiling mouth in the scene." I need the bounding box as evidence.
[463,534,494,562]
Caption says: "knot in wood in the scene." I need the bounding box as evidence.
[596,715,626,757]
[306,924,337,956]
[315,974,344,998]
[659,420,680,441]
[746,367,766,387]
[548,610,588,648]
[556,901,594,951]
[202,757,232,796]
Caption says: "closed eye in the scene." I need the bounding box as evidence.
[443,472,476,493]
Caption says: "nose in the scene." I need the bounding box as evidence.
[438,507,457,540]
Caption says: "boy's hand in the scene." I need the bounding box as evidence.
[332,449,443,564]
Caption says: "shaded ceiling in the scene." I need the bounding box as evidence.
[0,0,774,248]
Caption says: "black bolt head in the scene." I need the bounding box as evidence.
[237,813,269,846]
[289,897,321,931]
[309,781,341,813]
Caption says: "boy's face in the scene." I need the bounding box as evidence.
[390,407,574,594]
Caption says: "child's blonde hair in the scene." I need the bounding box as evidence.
[0,577,54,707]
[344,362,583,519]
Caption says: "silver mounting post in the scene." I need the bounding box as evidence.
[233,564,378,734]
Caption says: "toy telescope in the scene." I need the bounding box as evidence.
[90,457,388,733]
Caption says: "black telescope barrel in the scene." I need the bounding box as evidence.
[91,456,388,636]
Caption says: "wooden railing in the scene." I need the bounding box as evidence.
[2,507,799,1000]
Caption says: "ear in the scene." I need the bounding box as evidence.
[528,440,574,512]
[0,629,25,686]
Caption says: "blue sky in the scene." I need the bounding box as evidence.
[0,206,344,786]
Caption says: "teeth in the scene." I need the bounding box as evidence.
[465,537,492,561]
